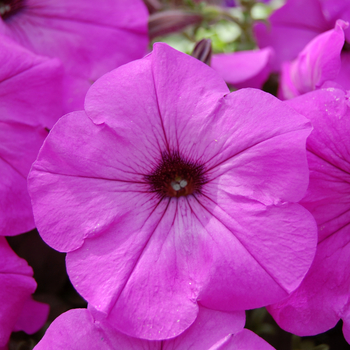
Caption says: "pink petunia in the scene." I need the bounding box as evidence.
[268,88,350,342]
[0,236,49,349]
[0,33,63,236]
[211,47,274,90]
[254,0,350,71]
[278,20,349,100]
[34,305,275,350]
[28,43,317,340]
[0,0,149,112]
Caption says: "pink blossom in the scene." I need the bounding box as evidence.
[0,237,49,348]
[211,47,273,89]
[267,88,350,341]
[28,43,317,340]
[278,20,349,99]
[254,0,350,71]
[0,33,63,236]
[34,306,275,350]
[0,0,149,112]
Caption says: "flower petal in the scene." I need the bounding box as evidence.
[192,193,317,310]
[285,88,350,242]
[33,308,154,350]
[201,89,312,204]
[216,329,275,350]
[254,0,329,71]
[279,20,347,99]
[0,238,37,347]
[2,0,148,112]
[0,34,63,128]
[268,223,350,336]
[211,48,273,89]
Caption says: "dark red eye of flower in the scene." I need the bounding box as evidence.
[0,0,25,20]
[145,150,206,198]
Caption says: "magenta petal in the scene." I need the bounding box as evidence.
[217,329,276,350]
[2,0,148,112]
[0,237,37,347]
[334,51,350,90]
[34,306,245,350]
[279,20,347,99]
[86,43,229,154]
[254,0,329,70]
[268,88,350,338]
[28,110,159,251]
[203,89,312,204]
[285,88,350,242]
[0,34,63,128]
[0,34,63,236]
[268,223,350,336]
[13,298,49,334]
[67,198,200,339]
[196,194,317,310]
[163,306,245,349]
[149,43,229,152]
[85,55,168,155]
[211,48,273,89]
[33,308,154,350]
[319,0,350,41]
[343,310,350,345]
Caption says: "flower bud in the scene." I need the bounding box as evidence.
[191,38,212,65]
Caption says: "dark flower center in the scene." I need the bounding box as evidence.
[0,0,25,20]
[145,151,206,198]
[342,41,350,53]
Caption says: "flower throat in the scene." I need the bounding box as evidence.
[145,151,206,198]
[0,0,25,20]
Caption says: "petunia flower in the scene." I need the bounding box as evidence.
[34,305,275,350]
[211,47,274,89]
[0,236,49,349]
[254,0,350,71]
[0,33,63,236]
[278,20,349,100]
[0,0,149,112]
[267,88,350,342]
[28,43,317,340]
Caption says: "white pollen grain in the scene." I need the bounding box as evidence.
[180,179,187,188]
[171,182,181,191]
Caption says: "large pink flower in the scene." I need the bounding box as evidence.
[0,0,149,112]
[33,306,275,350]
[0,237,49,349]
[0,33,63,236]
[28,43,317,340]
[268,88,350,342]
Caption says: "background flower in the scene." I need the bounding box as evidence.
[278,20,348,99]
[0,33,63,236]
[268,88,350,342]
[0,237,48,349]
[0,0,149,112]
[254,0,350,71]
[211,47,274,89]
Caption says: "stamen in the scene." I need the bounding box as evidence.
[179,180,187,188]
[145,150,206,198]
